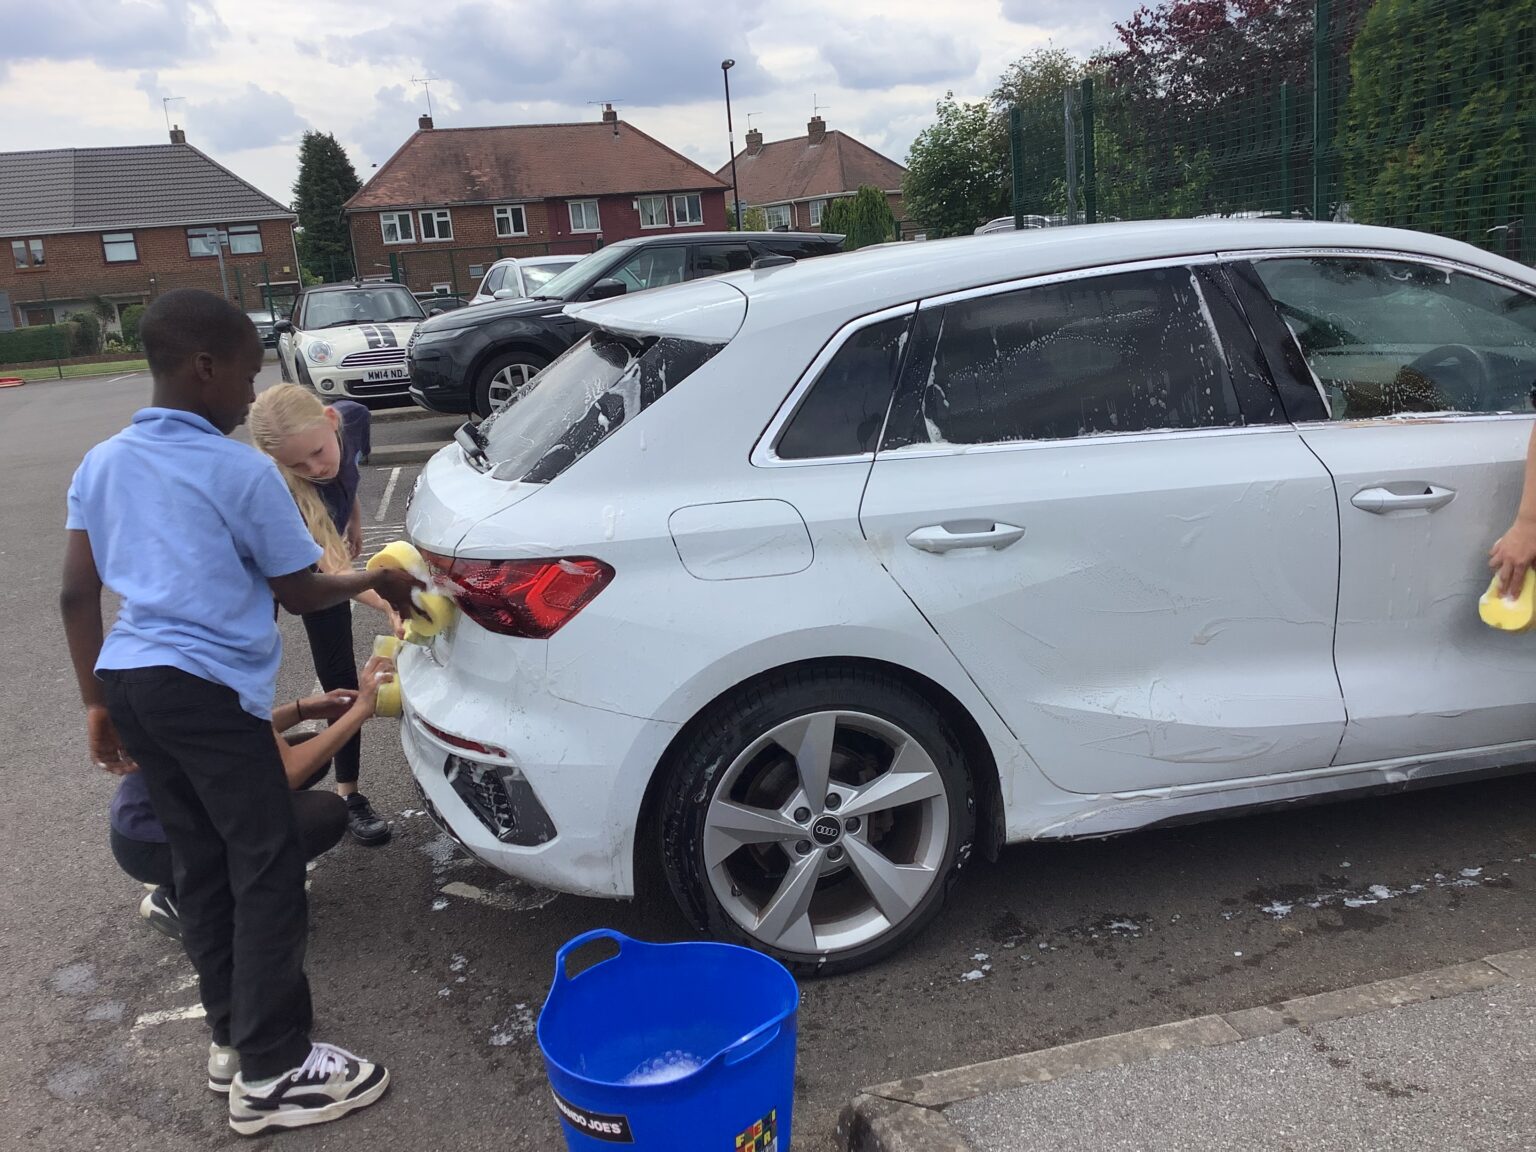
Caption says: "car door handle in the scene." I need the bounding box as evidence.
[905,522,1027,554]
[1349,485,1455,514]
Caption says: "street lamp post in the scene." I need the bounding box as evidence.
[721,59,743,230]
[194,227,231,299]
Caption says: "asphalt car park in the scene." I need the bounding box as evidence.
[7,359,1536,1151]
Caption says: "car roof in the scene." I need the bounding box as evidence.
[575,220,1533,336]
[303,281,413,295]
[485,254,584,269]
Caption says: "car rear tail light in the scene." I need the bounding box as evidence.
[420,550,613,638]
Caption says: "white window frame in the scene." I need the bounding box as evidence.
[671,193,704,226]
[637,195,669,229]
[419,209,454,242]
[430,282,453,296]
[569,199,601,233]
[102,232,138,263]
[494,205,528,238]
[808,199,827,227]
[380,212,414,244]
[764,204,793,230]
[227,223,262,254]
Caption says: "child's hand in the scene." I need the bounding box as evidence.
[1491,518,1536,596]
[348,522,364,559]
[387,606,405,640]
[302,688,358,722]
[356,655,396,717]
[371,567,426,621]
[87,705,138,775]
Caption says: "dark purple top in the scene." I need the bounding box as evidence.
[111,772,166,842]
[317,401,371,533]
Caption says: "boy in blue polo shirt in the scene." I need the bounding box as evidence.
[60,289,421,1136]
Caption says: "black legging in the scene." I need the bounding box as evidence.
[300,600,361,786]
[111,790,347,890]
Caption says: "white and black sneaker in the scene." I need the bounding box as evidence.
[208,1042,239,1094]
[138,887,180,940]
[228,1042,389,1135]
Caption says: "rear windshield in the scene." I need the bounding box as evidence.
[481,330,722,482]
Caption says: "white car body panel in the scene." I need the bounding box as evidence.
[398,220,1536,905]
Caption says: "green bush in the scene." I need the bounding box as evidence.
[120,304,147,351]
[0,324,72,365]
[67,312,102,356]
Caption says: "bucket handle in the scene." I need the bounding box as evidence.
[554,928,632,983]
[721,1019,783,1068]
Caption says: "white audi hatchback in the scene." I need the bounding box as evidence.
[399,220,1536,973]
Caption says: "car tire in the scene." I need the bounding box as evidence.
[660,665,976,976]
[473,350,549,419]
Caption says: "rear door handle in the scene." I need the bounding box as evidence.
[906,522,1026,554]
[1349,485,1455,514]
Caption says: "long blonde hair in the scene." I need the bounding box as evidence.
[249,384,352,573]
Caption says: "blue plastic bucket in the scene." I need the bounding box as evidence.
[538,929,799,1151]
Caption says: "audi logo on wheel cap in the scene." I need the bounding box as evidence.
[811,816,842,845]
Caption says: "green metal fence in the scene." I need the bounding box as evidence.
[1007,0,1534,263]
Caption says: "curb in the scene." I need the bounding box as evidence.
[370,406,444,423]
[367,442,444,466]
[839,946,1536,1152]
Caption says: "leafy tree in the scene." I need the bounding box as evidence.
[821,187,898,249]
[727,204,768,231]
[1340,0,1533,249]
[120,304,147,351]
[989,47,1084,215]
[293,132,362,283]
[66,311,102,355]
[903,94,1008,238]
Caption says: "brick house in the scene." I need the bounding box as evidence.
[0,129,300,332]
[716,116,907,234]
[345,108,730,297]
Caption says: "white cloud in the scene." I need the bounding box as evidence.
[823,25,981,90]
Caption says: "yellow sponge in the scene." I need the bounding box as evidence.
[372,634,402,660]
[368,540,456,642]
[374,678,402,718]
[1479,570,1536,632]
[366,540,429,581]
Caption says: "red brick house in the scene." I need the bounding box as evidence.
[716,116,907,234]
[345,108,731,297]
[0,129,300,332]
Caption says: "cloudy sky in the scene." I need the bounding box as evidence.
[0,0,1143,206]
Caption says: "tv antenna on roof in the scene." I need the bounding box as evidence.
[813,93,831,117]
[162,96,186,132]
[411,76,442,119]
[746,112,763,130]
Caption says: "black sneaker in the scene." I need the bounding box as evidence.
[228,1042,389,1135]
[138,887,181,940]
[345,794,392,846]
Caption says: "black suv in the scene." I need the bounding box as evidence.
[407,231,844,417]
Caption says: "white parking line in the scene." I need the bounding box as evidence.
[106,372,143,384]
[376,467,402,522]
[132,1004,206,1030]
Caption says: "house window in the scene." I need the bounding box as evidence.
[808,199,827,227]
[431,282,453,296]
[228,223,262,254]
[187,228,221,257]
[672,194,703,226]
[419,209,454,241]
[102,232,138,263]
[569,199,601,232]
[637,196,668,228]
[495,205,527,237]
[11,238,44,269]
[764,204,792,230]
[380,212,414,244]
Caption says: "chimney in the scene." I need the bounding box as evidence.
[169,124,186,145]
[807,115,826,145]
[418,114,434,130]
[601,103,618,124]
[745,128,763,155]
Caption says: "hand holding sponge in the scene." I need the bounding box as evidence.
[366,540,455,644]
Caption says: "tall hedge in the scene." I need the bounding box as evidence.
[0,324,72,365]
[120,304,148,351]
[820,186,898,249]
[1340,0,1534,246]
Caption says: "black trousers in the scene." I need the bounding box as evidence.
[112,790,348,889]
[300,601,361,786]
[101,667,312,1080]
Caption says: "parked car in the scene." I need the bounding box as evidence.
[415,291,472,313]
[468,255,585,306]
[407,231,844,417]
[247,308,284,347]
[396,220,1536,974]
[275,282,427,405]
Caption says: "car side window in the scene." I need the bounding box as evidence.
[884,266,1242,449]
[776,315,911,460]
[694,244,753,276]
[483,266,506,294]
[1252,257,1536,418]
[612,247,687,292]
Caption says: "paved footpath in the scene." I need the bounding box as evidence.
[843,948,1536,1151]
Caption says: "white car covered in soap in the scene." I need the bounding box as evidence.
[276,281,427,402]
[397,220,1536,974]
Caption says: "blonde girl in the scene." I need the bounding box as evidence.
[249,384,397,846]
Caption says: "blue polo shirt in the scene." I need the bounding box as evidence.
[66,408,323,719]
